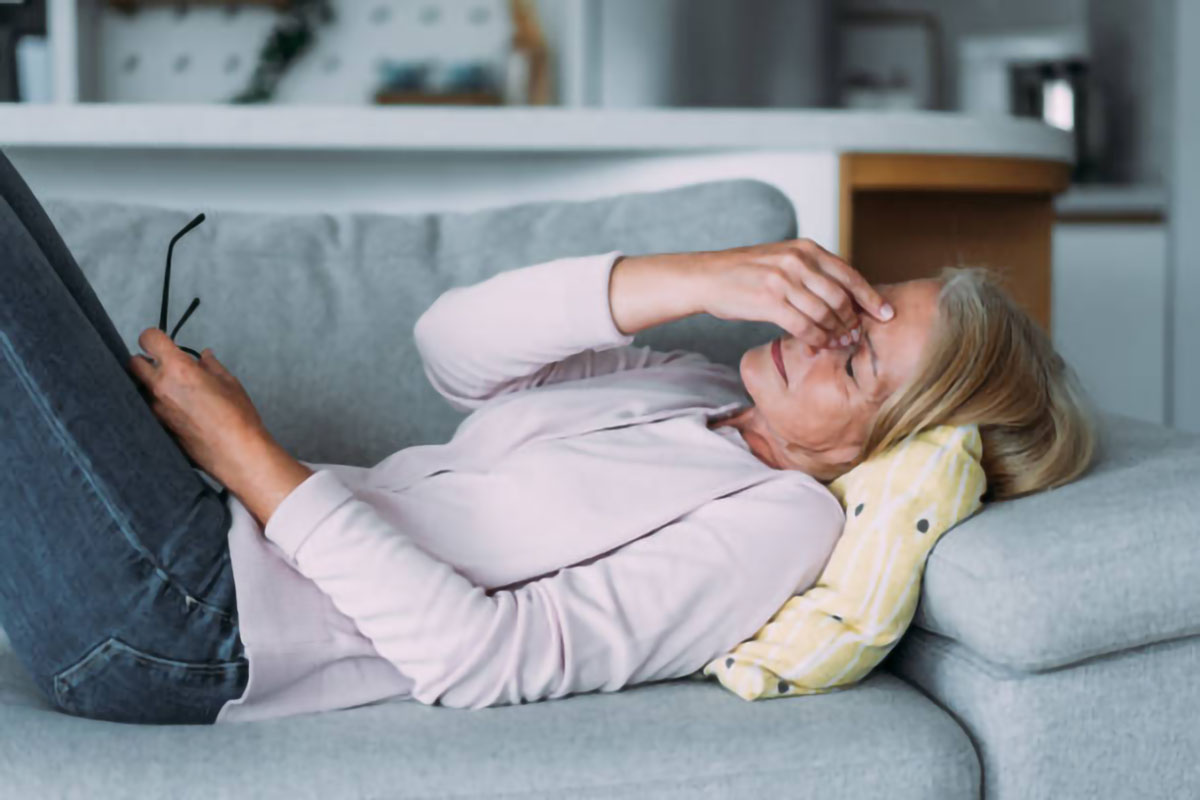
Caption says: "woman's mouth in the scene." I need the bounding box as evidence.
[771,338,787,384]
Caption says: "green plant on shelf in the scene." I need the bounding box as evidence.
[229,0,333,104]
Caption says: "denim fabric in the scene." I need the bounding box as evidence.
[0,150,247,725]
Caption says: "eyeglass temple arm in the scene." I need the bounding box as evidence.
[169,297,201,341]
[159,212,207,334]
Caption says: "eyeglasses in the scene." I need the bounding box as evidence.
[159,213,206,360]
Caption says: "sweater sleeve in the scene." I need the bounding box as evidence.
[264,468,844,710]
[411,251,709,413]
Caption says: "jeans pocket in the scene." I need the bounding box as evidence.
[52,636,247,725]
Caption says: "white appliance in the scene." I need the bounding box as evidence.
[959,29,1101,179]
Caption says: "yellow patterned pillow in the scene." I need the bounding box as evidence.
[701,424,987,700]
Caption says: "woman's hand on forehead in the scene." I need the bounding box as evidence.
[690,238,894,350]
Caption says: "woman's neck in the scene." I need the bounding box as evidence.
[709,406,784,469]
[707,403,752,429]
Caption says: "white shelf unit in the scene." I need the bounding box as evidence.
[42,0,595,106]
[0,104,1075,158]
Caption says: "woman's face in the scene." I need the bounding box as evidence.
[737,279,943,470]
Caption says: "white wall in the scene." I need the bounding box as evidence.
[64,0,593,107]
[1169,0,1200,431]
[1053,223,1168,424]
[77,0,522,104]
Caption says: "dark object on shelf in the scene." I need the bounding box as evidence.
[373,90,502,106]
[373,58,501,106]
[0,0,47,103]
[229,0,333,103]
[1011,58,1099,183]
[377,61,430,94]
[443,63,493,94]
[109,0,291,11]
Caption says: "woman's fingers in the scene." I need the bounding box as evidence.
[199,348,231,380]
[698,240,888,348]
[807,243,894,322]
[127,351,157,388]
[781,285,841,337]
[135,327,187,369]
[784,258,861,341]
[759,259,855,346]
[770,296,832,348]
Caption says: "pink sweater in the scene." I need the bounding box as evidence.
[215,250,845,723]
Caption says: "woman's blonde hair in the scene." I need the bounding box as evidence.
[858,266,1099,501]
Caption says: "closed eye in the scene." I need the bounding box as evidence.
[845,351,856,383]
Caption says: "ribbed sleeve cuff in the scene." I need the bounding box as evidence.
[263,469,355,561]
[565,250,637,350]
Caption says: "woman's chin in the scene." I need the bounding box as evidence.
[736,349,751,381]
[737,352,762,393]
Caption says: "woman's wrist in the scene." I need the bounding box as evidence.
[608,251,714,336]
[217,430,315,528]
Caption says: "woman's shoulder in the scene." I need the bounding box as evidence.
[737,465,846,523]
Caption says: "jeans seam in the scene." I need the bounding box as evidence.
[52,634,248,719]
[53,636,116,704]
[0,331,236,623]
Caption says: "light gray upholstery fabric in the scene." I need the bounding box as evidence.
[42,180,792,469]
[3,179,1194,797]
[911,413,1200,671]
[886,626,1200,800]
[0,645,979,798]
[882,414,1200,799]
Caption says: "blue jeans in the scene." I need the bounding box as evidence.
[0,150,248,725]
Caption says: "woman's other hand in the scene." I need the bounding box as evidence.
[694,238,894,349]
[128,328,270,483]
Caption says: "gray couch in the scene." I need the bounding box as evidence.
[1,179,1196,799]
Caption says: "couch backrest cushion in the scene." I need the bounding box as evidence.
[912,412,1200,671]
[45,180,795,466]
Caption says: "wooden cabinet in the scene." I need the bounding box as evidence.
[840,153,1072,333]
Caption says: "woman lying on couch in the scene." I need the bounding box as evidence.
[0,150,1095,726]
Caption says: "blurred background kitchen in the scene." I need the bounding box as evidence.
[0,0,1170,182]
[0,0,1195,433]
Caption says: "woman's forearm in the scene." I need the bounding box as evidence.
[607,252,714,336]
[216,431,315,529]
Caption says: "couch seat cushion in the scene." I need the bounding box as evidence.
[0,635,977,798]
[886,625,1200,800]
[913,412,1200,672]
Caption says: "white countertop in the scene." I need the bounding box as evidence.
[0,104,1073,160]
[1056,184,1167,217]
